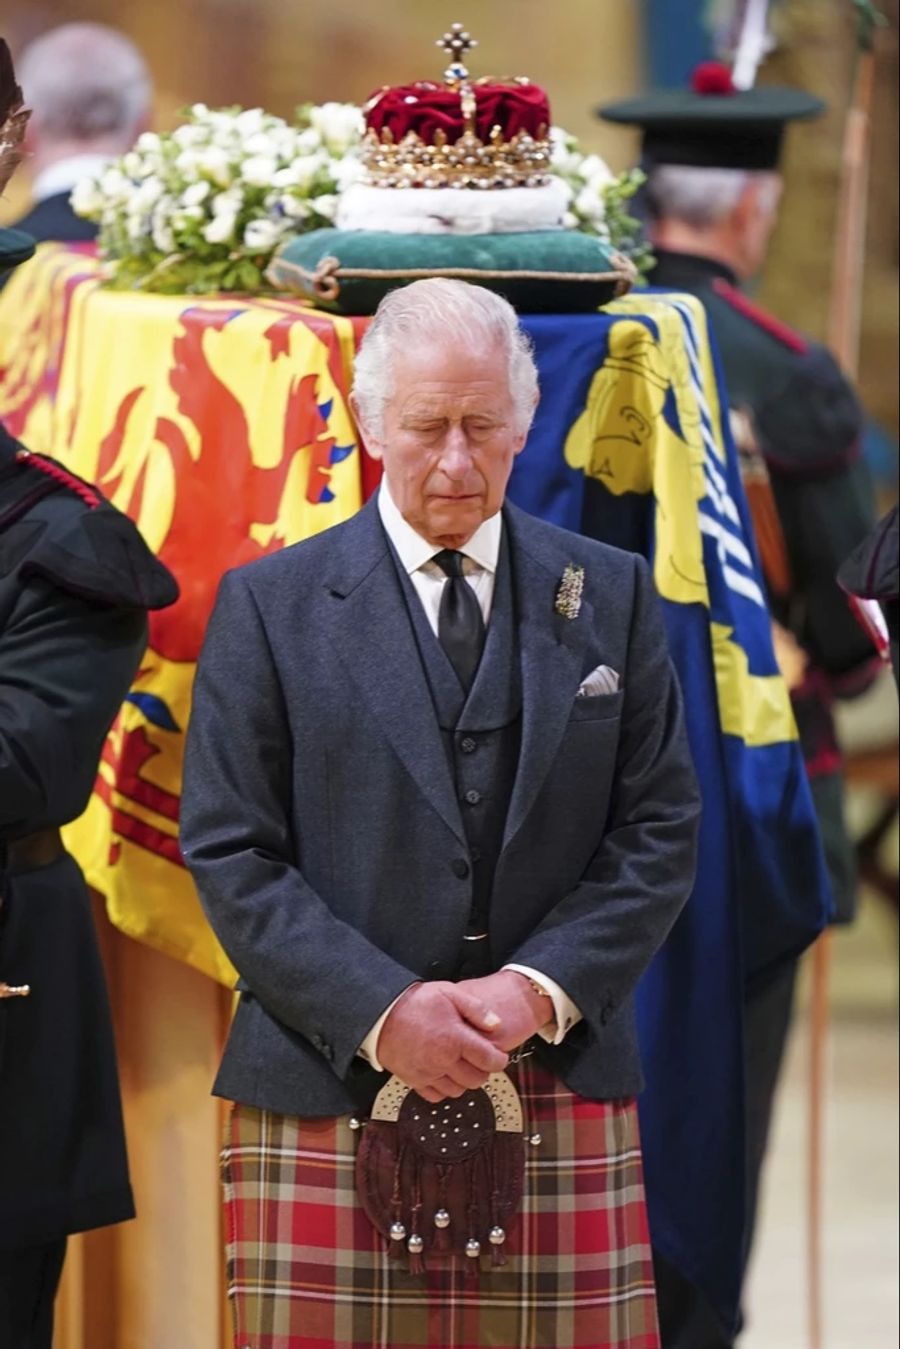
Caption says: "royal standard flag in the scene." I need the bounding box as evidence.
[510,294,832,1332]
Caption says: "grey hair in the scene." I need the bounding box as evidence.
[645,165,780,229]
[352,279,539,438]
[19,23,152,145]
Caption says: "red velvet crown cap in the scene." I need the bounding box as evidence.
[364,80,550,145]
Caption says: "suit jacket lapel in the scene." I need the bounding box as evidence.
[502,503,595,850]
[323,500,465,845]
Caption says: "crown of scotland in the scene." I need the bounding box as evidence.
[359,23,552,190]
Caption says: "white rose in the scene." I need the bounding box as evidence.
[241,155,278,188]
[290,152,328,191]
[203,212,237,245]
[296,127,323,153]
[311,192,338,221]
[334,153,365,192]
[152,212,176,254]
[125,210,150,244]
[270,128,301,160]
[574,185,606,223]
[174,123,208,149]
[308,102,363,155]
[205,110,237,136]
[548,126,583,177]
[132,178,164,211]
[578,154,615,190]
[243,132,279,158]
[270,167,297,190]
[235,107,267,137]
[175,149,201,177]
[190,103,209,118]
[280,195,312,221]
[181,181,211,207]
[136,131,161,154]
[195,146,233,187]
[173,205,204,227]
[122,151,144,178]
[243,218,283,251]
[71,177,104,217]
[211,187,243,215]
[100,167,130,201]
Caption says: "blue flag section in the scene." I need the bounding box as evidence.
[511,295,833,1333]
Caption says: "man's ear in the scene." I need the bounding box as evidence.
[349,392,383,460]
[513,393,539,455]
[732,179,759,234]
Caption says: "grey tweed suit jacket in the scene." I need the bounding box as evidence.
[180,497,700,1116]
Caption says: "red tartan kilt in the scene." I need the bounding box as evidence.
[221,1058,660,1349]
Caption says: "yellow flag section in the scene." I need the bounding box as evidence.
[5,247,364,985]
[565,292,798,749]
[0,243,101,449]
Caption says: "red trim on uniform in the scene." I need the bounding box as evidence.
[712,279,809,354]
[804,748,844,780]
[15,449,101,509]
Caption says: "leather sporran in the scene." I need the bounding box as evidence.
[354,1071,525,1273]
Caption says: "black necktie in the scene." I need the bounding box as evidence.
[433,549,485,691]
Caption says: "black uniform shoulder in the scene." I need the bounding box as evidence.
[701,279,864,475]
[9,192,98,245]
[0,438,178,610]
[838,505,899,602]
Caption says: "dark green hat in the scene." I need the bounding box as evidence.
[0,224,35,272]
[0,37,35,275]
[597,63,824,172]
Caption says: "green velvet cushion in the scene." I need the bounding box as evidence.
[266,228,636,315]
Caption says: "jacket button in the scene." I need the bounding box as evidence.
[451,858,470,879]
[464,789,481,805]
[460,736,477,753]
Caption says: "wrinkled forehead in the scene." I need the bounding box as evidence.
[386,338,512,410]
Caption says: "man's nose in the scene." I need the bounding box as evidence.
[439,425,474,477]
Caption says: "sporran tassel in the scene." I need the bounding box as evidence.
[407,1153,425,1274]
[388,1143,407,1258]
[488,1137,508,1266]
[433,1166,452,1251]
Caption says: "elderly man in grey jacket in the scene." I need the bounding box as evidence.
[181,278,701,1349]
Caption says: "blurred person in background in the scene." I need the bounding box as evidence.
[600,67,880,1349]
[8,21,151,246]
[0,39,177,1349]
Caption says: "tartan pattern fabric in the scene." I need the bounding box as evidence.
[221,1058,660,1348]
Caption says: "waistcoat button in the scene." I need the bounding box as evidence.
[460,736,477,753]
[464,789,482,805]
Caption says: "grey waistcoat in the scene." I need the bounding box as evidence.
[392,530,522,977]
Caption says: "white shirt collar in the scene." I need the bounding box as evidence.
[377,475,502,575]
[32,154,112,204]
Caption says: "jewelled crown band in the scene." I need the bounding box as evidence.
[359,23,552,190]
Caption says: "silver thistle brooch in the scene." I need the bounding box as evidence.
[554,564,584,620]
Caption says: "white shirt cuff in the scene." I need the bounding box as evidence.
[356,987,415,1073]
[502,964,583,1045]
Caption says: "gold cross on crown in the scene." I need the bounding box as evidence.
[436,23,478,83]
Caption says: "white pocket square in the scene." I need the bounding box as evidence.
[576,664,620,697]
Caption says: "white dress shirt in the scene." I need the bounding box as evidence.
[356,479,582,1070]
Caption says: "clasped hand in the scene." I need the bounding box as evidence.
[376,972,553,1103]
